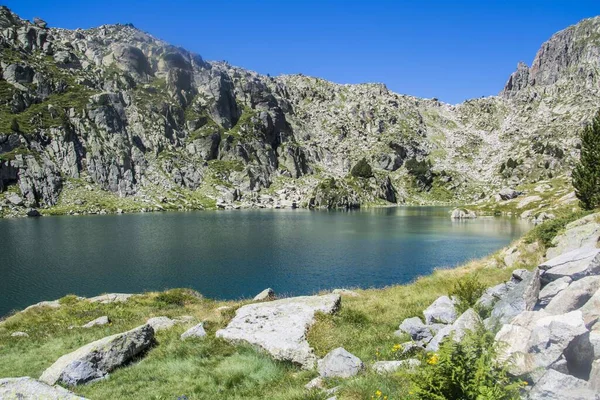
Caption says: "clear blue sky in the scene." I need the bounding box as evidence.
[5,0,600,104]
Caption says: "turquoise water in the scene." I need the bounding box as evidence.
[0,207,530,316]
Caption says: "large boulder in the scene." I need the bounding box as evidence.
[528,369,597,400]
[253,288,275,301]
[450,208,477,219]
[81,316,109,328]
[216,294,341,368]
[0,377,87,399]
[423,296,457,325]
[546,213,600,259]
[489,268,540,325]
[544,276,600,315]
[498,188,521,200]
[146,316,176,331]
[539,247,600,284]
[317,348,364,378]
[40,324,154,386]
[538,276,572,307]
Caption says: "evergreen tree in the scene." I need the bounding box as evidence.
[572,110,600,210]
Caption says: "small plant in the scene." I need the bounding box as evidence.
[155,289,200,307]
[351,158,373,178]
[411,327,524,399]
[573,110,600,210]
[449,274,486,315]
[10,118,19,133]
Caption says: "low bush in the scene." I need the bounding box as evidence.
[411,327,524,399]
[449,274,486,315]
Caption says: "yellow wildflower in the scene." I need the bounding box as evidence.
[427,353,439,365]
[375,389,382,397]
[392,344,402,352]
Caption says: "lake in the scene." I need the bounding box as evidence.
[0,207,530,317]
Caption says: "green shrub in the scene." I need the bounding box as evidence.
[449,274,486,315]
[155,289,201,308]
[405,158,434,190]
[573,110,600,210]
[350,158,373,178]
[411,327,524,399]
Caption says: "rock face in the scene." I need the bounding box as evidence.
[40,324,154,386]
[1,7,599,215]
[317,348,364,378]
[0,377,87,399]
[216,294,340,368]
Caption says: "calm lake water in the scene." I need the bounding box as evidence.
[0,207,530,316]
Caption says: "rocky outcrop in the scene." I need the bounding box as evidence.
[40,324,155,386]
[1,8,599,215]
[216,294,341,368]
[0,377,87,399]
[450,208,477,219]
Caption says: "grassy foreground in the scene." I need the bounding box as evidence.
[0,214,572,399]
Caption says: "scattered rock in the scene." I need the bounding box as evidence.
[81,316,109,328]
[372,359,420,374]
[216,294,340,368]
[498,188,521,200]
[450,208,477,219]
[146,316,176,331]
[423,295,457,325]
[180,323,206,340]
[253,288,275,301]
[397,316,433,342]
[10,331,29,337]
[26,208,41,217]
[40,324,155,386]
[426,308,481,352]
[6,193,23,206]
[0,377,87,399]
[304,376,325,390]
[317,348,364,378]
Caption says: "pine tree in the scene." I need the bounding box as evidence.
[572,110,600,210]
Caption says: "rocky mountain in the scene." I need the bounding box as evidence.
[0,6,599,216]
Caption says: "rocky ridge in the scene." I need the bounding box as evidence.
[0,8,599,216]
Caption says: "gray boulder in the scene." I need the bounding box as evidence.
[423,295,457,325]
[490,268,540,325]
[39,324,154,386]
[528,369,597,400]
[253,288,275,301]
[0,377,87,399]
[397,316,433,342]
[579,288,600,328]
[545,276,600,315]
[546,213,600,259]
[477,282,514,308]
[216,294,340,368]
[317,347,364,378]
[450,208,477,219]
[426,308,481,352]
[81,316,109,328]
[499,188,521,200]
[180,323,206,340]
[146,316,176,331]
[538,276,572,307]
[540,247,600,284]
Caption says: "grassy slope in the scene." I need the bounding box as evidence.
[2,210,590,400]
